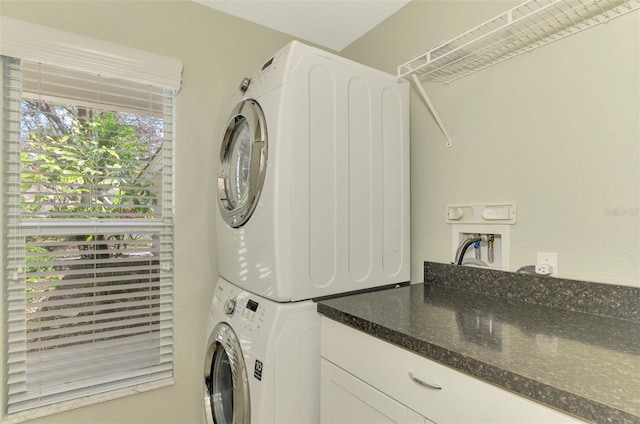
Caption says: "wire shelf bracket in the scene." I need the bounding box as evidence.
[410,74,453,147]
[399,0,640,147]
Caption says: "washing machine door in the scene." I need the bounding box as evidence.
[218,99,268,228]
[204,323,250,424]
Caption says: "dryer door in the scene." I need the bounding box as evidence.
[204,323,250,424]
[218,99,268,228]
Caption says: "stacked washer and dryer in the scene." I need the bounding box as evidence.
[204,41,410,424]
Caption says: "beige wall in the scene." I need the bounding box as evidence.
[343,0,640,288]
[0,0,638,422]
[0,1,293,423]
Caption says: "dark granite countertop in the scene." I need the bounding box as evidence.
[317,265,640,424]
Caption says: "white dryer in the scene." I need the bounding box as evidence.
[216,41,411,302]
[203,278,320,423]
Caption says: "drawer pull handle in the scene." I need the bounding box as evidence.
[408,371,442,390]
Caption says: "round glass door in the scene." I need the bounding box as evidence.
[204,323,250,424]
[218,99,268,228]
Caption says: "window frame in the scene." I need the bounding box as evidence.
[1,17,181,422]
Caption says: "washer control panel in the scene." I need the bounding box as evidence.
[236,296,266,335]
[214,279,270,338]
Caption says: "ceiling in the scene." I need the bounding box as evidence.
[192,0,411,51]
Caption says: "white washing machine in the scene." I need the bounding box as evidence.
[203,277,320,424]
[216,41,411,302]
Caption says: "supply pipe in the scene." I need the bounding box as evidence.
[454,235,484,265]
[487,234,495,263]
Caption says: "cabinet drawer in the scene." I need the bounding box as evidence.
[321,317,582,423]
[321,359,430,424]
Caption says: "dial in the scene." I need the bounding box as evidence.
[223,298,236,316]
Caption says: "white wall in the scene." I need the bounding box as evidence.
[0,1,293,422]
[343,0,640,287]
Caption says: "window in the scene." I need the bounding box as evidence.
[1,17,181,421]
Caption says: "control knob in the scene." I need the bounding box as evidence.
[239,77,251,93]
[223,298,236,316]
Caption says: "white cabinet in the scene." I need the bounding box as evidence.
[320,317,584,424]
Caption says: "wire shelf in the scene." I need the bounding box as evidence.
[398,0,640,84]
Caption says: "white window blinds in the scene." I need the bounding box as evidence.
[2,49,175,419]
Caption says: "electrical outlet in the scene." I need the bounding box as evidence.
[536,252,558,277]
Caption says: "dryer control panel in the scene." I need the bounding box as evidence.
[239,43,287,98]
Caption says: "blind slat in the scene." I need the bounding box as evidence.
[14,296,173,322]
[25,308,170,331]
[24,324,167,351]
[24,355,174,390]
[7,366,174,414]
[7,329,173,360]
[25,264,160,280]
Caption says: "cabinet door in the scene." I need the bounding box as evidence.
[321,359,431,424]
